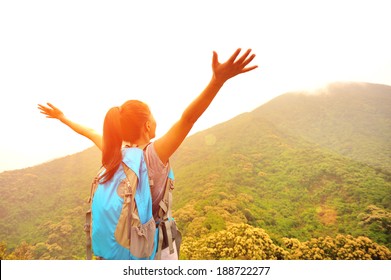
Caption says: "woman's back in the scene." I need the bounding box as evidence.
[91,142,175,260]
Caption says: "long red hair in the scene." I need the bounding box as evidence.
[100,100,151,183]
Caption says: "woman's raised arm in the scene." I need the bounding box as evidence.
[38,103,103,150]
[154,48,257,164]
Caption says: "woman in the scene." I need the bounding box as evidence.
[38,48,257,259]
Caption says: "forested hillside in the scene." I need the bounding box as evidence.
[253,82,391,172]
[171,84,391,255]
[1,82,390,259]
[0,147,101,259]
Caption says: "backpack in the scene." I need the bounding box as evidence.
[84,145,181,260]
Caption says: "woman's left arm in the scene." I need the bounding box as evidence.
[38,103,103,150]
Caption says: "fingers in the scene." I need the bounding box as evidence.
[47,102,56,109]
[235,49,252,64]
[241,53,257,68]
[233,49,257,74]
[37,104,49,114]
[241,65,258,74]
[227,48,242,63]
[38,104,50,111]
[216,48,256,67]
[37,103,57,117]
[212,51,219,69]
[38,103,61,113]
[212,48,258,81]
[236,49,257,68]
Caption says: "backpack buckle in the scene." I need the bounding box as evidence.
[169,179,174,190]
[84,223,91,232]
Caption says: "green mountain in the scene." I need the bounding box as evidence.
[253,82,391,172]
[171,82,391,246]
[0,82,390,259]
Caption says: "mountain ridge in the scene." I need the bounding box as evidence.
[1,81,390,259]
[251,81,391,172]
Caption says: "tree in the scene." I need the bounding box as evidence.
[180,223,288,260]
[359,205,391,234]
[6,241,34,260]
[0,241,8,260]
[180,223,391,260]
[283,234,391,260]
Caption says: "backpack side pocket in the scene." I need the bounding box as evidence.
[130,217,156,258]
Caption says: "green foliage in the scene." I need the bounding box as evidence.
[181,223,289,260]
[172,120,391,249]
[358,205,391,246]
[3,241,34,260]
[0,147,100,259]
[0,241,8,260]
[180,223,391,260]
[283,235,391,260]
[1,82,390,259]
[171,83,391,251]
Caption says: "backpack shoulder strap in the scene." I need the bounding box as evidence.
[142,143,155,188]
[156,168,177,259]
[121,162,138,244]
[85,166,104,260]
[158,171,174,219]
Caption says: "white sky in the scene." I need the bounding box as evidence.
[1,0,391,172]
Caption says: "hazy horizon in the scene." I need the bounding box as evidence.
[1,0,391,173]
[1,80,390,173]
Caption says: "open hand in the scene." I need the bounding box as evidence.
[38,103,65,121]
[212,48,257,82]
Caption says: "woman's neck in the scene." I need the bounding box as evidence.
[122,140,150,149]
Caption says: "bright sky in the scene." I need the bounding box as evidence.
[1,0,390,172]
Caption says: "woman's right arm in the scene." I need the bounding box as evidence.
[154,48,257,164]
[38,103,103,150]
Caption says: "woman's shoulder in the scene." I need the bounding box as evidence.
[144,142,169,173]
